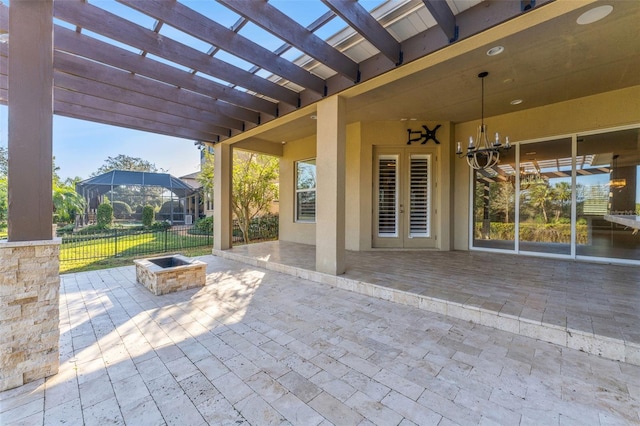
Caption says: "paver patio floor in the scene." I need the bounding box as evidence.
[1,255,639,425]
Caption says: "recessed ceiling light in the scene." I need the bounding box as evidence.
[409,118,417,121]
[576,5,613,25]
[503,78,514,84]
[310,115,317,120]
[400,118,408,121]
[486,46,504,56]
[281,141,286,144]
[510,99,523,105]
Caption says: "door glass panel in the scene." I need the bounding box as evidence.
[472,148,516,250]
[377,155,398,237]
[518,138,572,254]
[577,128,640,260]
[409,154,430,237]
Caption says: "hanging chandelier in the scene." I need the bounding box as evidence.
[456,72,511,170]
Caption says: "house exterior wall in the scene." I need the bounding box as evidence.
[279,135,316,245]
[279,120,452,251]
[452,85,640,250]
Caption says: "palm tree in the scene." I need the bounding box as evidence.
[527,183,551,223]
[553,181,572,222]
[52,184,86,224]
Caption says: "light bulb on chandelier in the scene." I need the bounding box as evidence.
[456,72,512,170]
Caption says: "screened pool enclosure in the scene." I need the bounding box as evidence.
[75,170,198,225]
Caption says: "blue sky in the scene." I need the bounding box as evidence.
[0,0,366,181]
[0,105,202,181]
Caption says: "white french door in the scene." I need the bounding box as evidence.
[373,148,436,248]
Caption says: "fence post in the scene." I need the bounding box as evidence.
[114,228,118,257]
[164,228,168,253]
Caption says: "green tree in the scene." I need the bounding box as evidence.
[53,183,86,224]
[491,181,515,224]
[198,150,279,243]
[142,205,154,227]
[92,154,160,176]
[0,176,7,229]
[97,203,113,228]
[527,183,551,223]
[0,146,7,177]
[0,147,6,229]
[552,181,572,222]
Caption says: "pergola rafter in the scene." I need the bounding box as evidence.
[322,0,402,65]
[0,0,557,144]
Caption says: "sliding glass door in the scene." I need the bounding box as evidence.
[576,128,640,260]
[518,138,572,255]
[471,126,640,263]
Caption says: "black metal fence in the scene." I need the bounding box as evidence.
[60,216,279,265]
[60,225,212,265]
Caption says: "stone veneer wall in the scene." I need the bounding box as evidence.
[0,239,61,391]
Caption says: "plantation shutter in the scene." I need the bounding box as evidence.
[409,154,430,237]
[377,155,398,237]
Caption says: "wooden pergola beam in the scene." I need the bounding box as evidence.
[53,0,300,106]
[55,99,220,143]
[322,0,402,65]
[53,26,269,120]
[54,87,226,140]
[218,0,359,82]
[422,0,458,42]
[118,0,326,95]
[54,52,244,131]
[54,71,232,137]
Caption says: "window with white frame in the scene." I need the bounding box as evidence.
[295,159,316,222]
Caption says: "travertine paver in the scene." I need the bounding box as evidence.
[1,255,639,425]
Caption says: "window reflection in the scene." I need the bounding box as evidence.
[470,126,640,262]
[518,138,572,255]
[472,149,516,250]
[577,128,640,260]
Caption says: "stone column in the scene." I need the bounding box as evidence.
[214,143,232,250]
[0,240,60,391]
[316,96,346,275]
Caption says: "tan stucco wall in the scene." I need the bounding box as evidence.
[279,120,453,251]
[453,85,640,250]
[279,135,316,245]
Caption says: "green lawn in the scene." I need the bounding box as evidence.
[60,246,213,274]
[60,230,212,273]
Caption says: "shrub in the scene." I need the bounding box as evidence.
[158,200,185,214]
[56,224,75,236]
[142,205,154,227]
[97,203,113,228]
[112,201,132,218]
[75,224,110,235]
[150,221,170,231]
[190,216,213,235]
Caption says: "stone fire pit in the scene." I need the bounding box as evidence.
[134,254,206,295]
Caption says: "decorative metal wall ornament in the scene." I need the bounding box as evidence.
[456,72,511,170]
[407,124,441,145]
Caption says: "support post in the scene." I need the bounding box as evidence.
[1,0,60,392]
[7,0,54,241]
[316,96,346,275]
[214,143,232,250]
